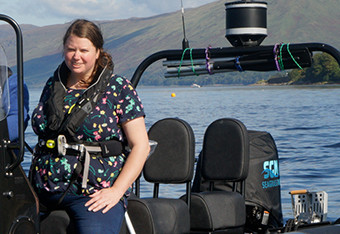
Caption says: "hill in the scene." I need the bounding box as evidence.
[1,0,340,89]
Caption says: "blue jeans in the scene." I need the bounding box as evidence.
[39,193,125,234]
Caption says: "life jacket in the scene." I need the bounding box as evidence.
[42,61,113,143]
[35,61,119,203]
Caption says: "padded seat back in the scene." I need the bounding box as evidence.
[201,118,249,182]
[144,118,195,184]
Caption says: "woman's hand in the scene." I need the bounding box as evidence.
[85,185,123,213]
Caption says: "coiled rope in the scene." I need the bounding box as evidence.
[205,46,213,75]
[178,48,199,77]
[274,43,303,71]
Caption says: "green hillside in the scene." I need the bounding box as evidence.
[1,0,340,88]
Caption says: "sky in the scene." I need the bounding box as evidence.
[0,0,217,27]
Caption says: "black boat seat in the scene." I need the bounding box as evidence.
[40,210,75,234]
[128,197,191,233]
[187,118,249,234]
[189,191,246,230]
[40,209,128,234]
[128,118,196,234]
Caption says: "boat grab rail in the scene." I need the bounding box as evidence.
[0,14,25,176]
[130,42,340,88]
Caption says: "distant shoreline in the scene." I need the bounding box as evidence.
[28,82,340,91]
[252,80,340,86]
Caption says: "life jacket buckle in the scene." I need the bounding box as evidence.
[57,135,85,159]
[56,135,89,189]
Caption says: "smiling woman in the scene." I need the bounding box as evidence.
[62,19,111,89]
[63,35,100,89]
[30,19,150,234]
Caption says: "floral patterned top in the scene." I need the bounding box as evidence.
[31,74,145,200]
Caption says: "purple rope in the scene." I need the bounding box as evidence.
[274,43,281,71]
[205,46,213,75]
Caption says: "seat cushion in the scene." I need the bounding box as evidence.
[40,210,75,234]
[128,197,190,234]
[40,210,128,234]
[188,191,246,231]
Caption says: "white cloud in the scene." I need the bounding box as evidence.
[0,0,217,26]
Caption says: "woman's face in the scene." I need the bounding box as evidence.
[64,35,100,81]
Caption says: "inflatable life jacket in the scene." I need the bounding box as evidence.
[42,61,113,143]
[34,61,120,204]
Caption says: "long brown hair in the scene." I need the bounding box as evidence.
[63,19,114,84]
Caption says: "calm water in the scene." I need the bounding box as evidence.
[23,85,340,221]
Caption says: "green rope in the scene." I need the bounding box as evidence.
[287,43,303,69]
[178,48,189,78]
[178,48,198,78]
[279,43,285,70]
[278,43,303,71]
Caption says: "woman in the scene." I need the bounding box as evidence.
[31,19,150,234]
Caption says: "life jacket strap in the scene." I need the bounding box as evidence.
[37,135,124,157]
[82,150,90,189]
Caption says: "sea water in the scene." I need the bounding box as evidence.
[23,85,340,221]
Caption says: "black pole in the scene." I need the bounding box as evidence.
[130,43,340,89]
[0,14,25,174]
[181,0,190,49]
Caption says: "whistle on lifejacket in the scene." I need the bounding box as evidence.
[46,139,56,149]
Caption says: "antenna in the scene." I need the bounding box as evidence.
[180,0,189,49]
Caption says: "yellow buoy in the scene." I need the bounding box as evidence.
[171,93,176,97]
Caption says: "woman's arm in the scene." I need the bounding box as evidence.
[86,116,150,213]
